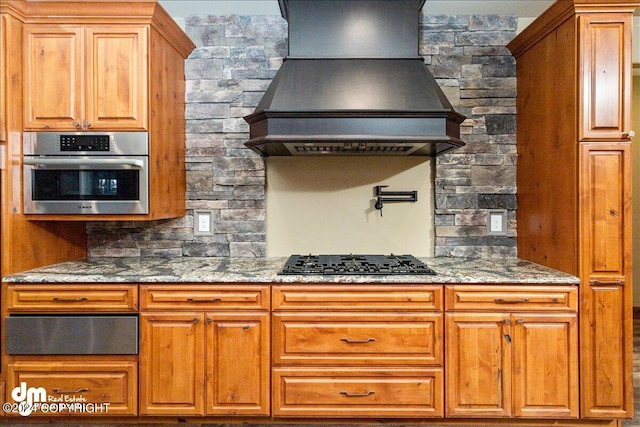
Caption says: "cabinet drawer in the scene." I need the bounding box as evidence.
[273,367,443,418]
[6,360,137,416]
[140,284,269,310]
[6,284,137,312]
[445,285,578,311]
[274,312,442,365]
[273,285,442,311]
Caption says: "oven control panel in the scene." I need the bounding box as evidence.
[60,134,111,152]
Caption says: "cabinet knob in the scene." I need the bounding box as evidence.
[72,121,80,128]
[625,130,635,138]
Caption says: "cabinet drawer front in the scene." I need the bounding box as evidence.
[273,367,443,418]
[445,285,578,311]
[6,284,137,312]
[274,312,442,365]
[273,285,441,311]
[6,360,137,416]
[140,285,269,310]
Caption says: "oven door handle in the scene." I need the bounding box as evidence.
[23,158,145,168]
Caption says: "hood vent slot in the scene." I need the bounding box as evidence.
[244,0,466,157]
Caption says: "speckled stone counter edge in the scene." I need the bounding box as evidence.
[2,257,580,285]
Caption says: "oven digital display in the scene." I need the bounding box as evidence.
[60,135,110,152]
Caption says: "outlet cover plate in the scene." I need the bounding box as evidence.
[194,210,214,236]
[487,209,508,236]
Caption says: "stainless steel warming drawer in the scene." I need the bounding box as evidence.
[5,315,138,355]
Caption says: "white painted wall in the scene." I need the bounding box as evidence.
[265,157,434,257]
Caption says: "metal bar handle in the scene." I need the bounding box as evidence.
[589,280,624,286]
[187,298,222,303]
[340,338,375,344]
[340,391,375,397]
[494,298,530,304]
[52,387,88,394]
[23,158,145,168]
[53,297,88,302]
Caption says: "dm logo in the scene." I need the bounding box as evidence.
[11,382,46,416]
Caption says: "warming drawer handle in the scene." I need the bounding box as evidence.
[340,338,375,344]
[494,298,530,304]
[23,158,145,168]
[53,297,88,302]
[340,391,375,397]
[187,298,222,303]
[52,387,88,394]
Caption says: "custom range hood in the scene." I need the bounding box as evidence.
[243,0,466,157]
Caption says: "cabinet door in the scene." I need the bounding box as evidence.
[1,13,7,142]
[581,144,630,281]
[579,14,632,141]
[512,313,579,418]
[205,311,270,415]
[581,284,632,418]
[445,312,511,417]
[23,25,83,130]
[85,25,147,130]
[139,312,205,415]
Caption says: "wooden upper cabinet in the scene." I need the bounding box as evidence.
[0,13,8,142]
[23,24,148,131]
[579,13,632,141]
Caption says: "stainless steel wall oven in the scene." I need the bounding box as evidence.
[23,132,149,215]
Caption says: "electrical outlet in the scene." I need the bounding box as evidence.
[194,210,214,236]
[487,210,507,236]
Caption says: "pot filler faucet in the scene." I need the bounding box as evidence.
[374,185,417,216]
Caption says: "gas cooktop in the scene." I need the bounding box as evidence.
[279,254,436,276]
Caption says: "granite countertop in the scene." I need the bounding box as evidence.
[2,257,580,285]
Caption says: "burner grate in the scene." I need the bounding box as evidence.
[279,254,436,275]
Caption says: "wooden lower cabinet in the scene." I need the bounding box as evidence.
[273,311,442,365]
[579,144,633,418]
[580,284,631,418]
[272,284,444,419]
[5,284,138,312]
[445,311,579,418]
[139,310,270,416]
[5,359,137,416]
[273,367,443,418]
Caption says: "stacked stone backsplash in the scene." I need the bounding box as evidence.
[86,13,518,259]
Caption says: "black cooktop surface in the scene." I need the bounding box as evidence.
[279,254,436,275]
